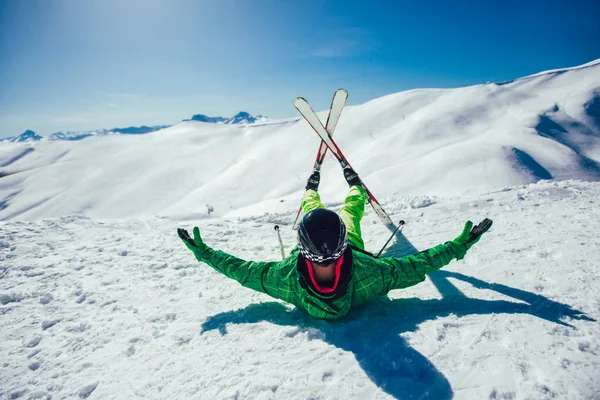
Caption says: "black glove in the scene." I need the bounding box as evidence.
[453,218,493,251]
[343,167,361,187]
[178,227,209,256]
[305,171,320,191]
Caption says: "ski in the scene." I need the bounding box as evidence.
[293,96,394,227]
[293,89,348,229]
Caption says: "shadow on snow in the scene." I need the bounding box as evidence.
[200,227,595,400]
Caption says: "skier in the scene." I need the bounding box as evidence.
[178,167,493,319]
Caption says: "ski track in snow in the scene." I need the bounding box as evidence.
[1,179,599,399]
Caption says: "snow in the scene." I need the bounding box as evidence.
[1,60,600,399]
[1,180,599,399]
[1,61,599,221]
[517,58,600,80]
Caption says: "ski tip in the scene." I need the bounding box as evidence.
[293,97,308,104]
[334,89,348,101]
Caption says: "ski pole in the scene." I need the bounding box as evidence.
[376,220,406,257]
[274,225,286,260]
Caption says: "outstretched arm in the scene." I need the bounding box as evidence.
[377,219,493,293]
[178,227,286,297]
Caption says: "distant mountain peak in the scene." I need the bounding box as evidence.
[4,130,44,143]
[190,114,226,123]
[187,112,266,125]
[2,112,268,144]
[48,125,170,141]
[225,111,265,124]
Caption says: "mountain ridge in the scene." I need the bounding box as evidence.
[2,130,44,143]
[3,111,266,142]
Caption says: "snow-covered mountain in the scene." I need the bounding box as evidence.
[1,113,265,143]
[48,125,172,141]
[38,112,265,141]
[1,60,599,400]
[188,111,266,124]
[189,114,227,123]
[1,130,44,143]
[224,111,267,124]
[0,59,598,221]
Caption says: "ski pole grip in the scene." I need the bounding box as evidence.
[376,220,405,257]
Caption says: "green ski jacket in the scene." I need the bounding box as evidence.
[188,239,467,319]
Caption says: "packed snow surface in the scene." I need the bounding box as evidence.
[1,180,599,399]
[1,60,600,399]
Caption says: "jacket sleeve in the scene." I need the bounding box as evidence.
[194,247,293,300]
[377,241,466,293]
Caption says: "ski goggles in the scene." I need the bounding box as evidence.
[299,242,347,265]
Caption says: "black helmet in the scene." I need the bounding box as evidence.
[297,208,348,264]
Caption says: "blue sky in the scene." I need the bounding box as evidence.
[1,0,599,137]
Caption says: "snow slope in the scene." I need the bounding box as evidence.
[1,60,600,399]
[1,180,599,399]
[0,60,599,221]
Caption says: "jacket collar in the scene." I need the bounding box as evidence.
[296,247,353,302]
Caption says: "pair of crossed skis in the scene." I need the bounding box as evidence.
[293,89,394,229]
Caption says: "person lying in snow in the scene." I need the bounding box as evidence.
[178,167,493,319]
